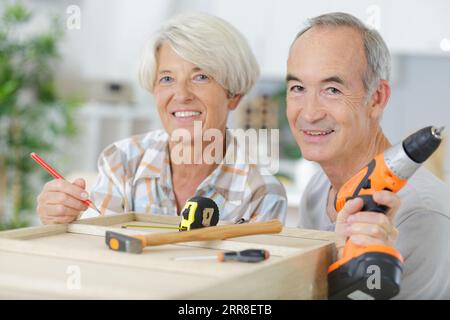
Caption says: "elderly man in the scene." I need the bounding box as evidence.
[36,12,286,224]
[286,12,450,299]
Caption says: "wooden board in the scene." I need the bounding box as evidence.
[0,213,337,299]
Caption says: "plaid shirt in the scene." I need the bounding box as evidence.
[82,129,287,223]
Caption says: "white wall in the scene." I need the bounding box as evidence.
[177,0,450,78]
[383,54,450,174]
[23,0,450,84]
[11,0,450,177]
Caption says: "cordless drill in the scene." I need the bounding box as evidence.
[328,126,444,300]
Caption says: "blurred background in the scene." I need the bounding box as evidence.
[1,0,449,229]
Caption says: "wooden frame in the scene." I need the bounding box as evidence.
[0,214,337,299]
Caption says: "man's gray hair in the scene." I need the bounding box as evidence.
[292,12,391,95]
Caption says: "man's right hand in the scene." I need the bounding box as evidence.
[36,178,90,224]
[335,191,400,258]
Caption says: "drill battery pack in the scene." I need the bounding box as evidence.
[328,251,403,300]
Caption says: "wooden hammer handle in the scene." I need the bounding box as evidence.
[137,219,283,247]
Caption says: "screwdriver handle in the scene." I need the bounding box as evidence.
[219,249,270,263]
[136,219,282,247]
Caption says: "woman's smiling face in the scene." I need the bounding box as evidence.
[153,42,240,139]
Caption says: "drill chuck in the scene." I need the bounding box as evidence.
[384,126,444,180]
[403,126,444,164]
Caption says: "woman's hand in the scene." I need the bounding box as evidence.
[36,178,89,224]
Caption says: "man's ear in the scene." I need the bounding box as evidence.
[228,94,242,111]
[368,80,391,120]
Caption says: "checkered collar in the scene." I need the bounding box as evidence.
[133,129,250,199]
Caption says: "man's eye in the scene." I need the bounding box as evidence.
[326,87,341,95]
[193,74,209,82]
[289,85,304,93]
[159,76,173,84]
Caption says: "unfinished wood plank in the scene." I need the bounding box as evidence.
[186,242,334,299]
[74,213,135,226]
[0,213,336,299]
[0,238,331,299]
[68,221,248,238]
[226,234,336,253]
[0,224,67,240]
[67,224,150,237]
[0,250,219,299]
[134,213,179,224]
[68,219,337,255]
[166,240,302,257]
[67,223,304,257]
[0,233,295,278]
[74,214,335,241]
[134,213,234,225]
[281,227,338,243]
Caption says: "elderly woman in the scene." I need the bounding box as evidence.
[36,12,287,224]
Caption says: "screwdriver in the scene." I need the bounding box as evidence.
[173,249,270,263]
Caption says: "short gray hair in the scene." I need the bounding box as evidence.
[139,12,259,96]
[292,12,391,95]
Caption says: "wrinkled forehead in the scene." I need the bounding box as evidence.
[288,26,367,84]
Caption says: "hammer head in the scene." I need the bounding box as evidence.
[105,231,143,254]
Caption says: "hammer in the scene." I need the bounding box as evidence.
[105,219,282,254]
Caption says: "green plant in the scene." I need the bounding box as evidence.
[0,2,80,230]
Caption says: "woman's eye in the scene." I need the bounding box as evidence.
[159,76,173,84]
[326,87,341,95]
[289,85,304,93]
[193,74,209,82]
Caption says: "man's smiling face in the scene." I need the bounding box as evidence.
[286,26,374,167]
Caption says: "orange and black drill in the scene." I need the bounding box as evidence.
[328,126,444,300]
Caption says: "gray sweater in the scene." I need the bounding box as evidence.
[299,167,450,299]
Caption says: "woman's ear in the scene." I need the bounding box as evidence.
[228,94,242,111]
[369,80,391,120]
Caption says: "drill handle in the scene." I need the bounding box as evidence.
[357,195,389,214]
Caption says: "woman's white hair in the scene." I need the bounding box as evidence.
[139,12,259,97]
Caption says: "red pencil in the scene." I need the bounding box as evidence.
[30,152,101,215]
